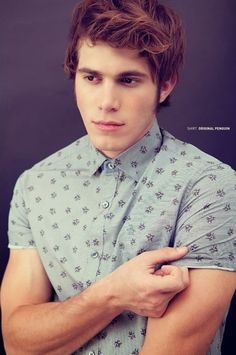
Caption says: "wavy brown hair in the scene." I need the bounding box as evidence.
[64,0,185,108]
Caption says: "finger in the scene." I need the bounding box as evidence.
[154,269,165,276]
[142,247,188,265]
[160,265,189,288]
[181,267,190,287]
[159,265,184,276]
[151,268,187,293]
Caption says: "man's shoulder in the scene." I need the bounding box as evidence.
[161,128,235,177]
[15,134,90,188]
[31,134,89,171]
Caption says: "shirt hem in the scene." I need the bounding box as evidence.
[179,265,235,271]
[8,244,36,249]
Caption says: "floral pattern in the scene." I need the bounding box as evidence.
[8,121,236,355]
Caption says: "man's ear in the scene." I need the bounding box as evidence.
[159,75,177,103]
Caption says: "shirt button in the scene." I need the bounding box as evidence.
[91,251,99,259]
[88,352,96,355]
[101,201,109,209]
[107,162,115,170]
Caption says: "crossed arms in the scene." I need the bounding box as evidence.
[1,247,235,355]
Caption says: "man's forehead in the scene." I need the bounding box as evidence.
[78,38,140,59]
[77,38,151,75]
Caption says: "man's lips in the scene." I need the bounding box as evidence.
[93,120,124,126]
[92,120,125,131]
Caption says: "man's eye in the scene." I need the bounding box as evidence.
[83,75,101,84]
[121,77,137,85]
[86,75,95,82]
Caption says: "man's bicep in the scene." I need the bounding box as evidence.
[140,269,236,355]
[171,165,236,271]
[1,249,53,323]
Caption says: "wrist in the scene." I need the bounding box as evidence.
[96,274,125,315]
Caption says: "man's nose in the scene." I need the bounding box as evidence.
[98,83,120,112]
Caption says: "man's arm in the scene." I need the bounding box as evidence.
[139,268,236,355]
[1,247,189,355]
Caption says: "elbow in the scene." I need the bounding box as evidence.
[3,333,22,355]
[4,338,44,355]
[2,323,15,354]
[3,328,27,355]
[3,326,66,355]
[4,344,22,355]
[2,322,38,355]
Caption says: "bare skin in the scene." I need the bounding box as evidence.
[3,39,234,355]
[75,40,176,159]
[139,269,236,355]
[1,41,185,355]
[1,247,189,354]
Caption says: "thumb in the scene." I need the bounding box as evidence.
[143,247,188,265]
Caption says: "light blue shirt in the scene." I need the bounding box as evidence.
[8,120,236,355]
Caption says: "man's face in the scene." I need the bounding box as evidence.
[75,40,158,158]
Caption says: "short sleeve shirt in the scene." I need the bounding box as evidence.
[8,120,236,355]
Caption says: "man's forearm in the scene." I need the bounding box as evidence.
[4,278,121,355]
[2,247,189,354]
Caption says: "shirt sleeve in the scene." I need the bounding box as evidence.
[171,163,236,271]
[8,172,36,249]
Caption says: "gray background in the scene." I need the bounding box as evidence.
[0,1,235,353]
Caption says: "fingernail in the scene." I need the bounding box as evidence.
[177,246,188,253]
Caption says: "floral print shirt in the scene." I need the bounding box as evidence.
[8,120,236,355]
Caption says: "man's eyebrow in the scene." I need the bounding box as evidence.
[78,68,149,79]
[78,68,102,76]
[118,71,149,79]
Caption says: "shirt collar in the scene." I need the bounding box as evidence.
[85,120,163,181]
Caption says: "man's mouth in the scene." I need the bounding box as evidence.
[92,120,125,131]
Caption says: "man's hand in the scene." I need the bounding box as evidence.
[104,247,189,317]
[1,247,188,354]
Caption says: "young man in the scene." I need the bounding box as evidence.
[1,1,235,354]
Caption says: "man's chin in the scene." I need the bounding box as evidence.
[97,149,123,159]
[93,143,125,159]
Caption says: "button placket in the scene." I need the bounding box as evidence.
[101,201,109,209]
[107,162,115,170]
[91,251,99,259]
[103,160,117,175]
